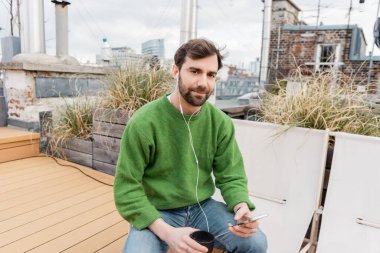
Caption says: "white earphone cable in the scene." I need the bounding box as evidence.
[178,97,210,232]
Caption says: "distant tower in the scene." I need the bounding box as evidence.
[101,38,112,62]
[142,39,165,60]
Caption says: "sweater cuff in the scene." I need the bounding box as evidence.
[226,193,256,212]
[132,208,162,230]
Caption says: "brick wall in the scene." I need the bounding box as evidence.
[268,27,379,93]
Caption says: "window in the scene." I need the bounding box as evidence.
[320,45,335,63]
[315,44,342,72]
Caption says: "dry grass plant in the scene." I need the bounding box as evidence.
[262,68,380,137]
[93,63,173,151]
[48,96,97,156]
[100,64,173,115]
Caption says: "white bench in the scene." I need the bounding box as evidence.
[316,132,380,253]
[215,120,329,253]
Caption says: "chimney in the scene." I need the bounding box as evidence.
[51,1,71,57]
[20,0,46,54]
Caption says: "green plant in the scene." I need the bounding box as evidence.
[261,69,380,137]
[101,64,173,114]
[48,96,96,156]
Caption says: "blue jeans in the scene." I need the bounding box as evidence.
[123,198,267,253]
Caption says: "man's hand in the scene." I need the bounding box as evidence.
[149,219,208,253]
[228,202,258,238]
[164,227,208,253]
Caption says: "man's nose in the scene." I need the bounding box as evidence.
[197,74,208,86]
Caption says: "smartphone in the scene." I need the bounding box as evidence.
[236,214,268,226]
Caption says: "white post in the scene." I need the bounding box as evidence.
[52,1,71,57]
[259,0,272,86]
[315,45,321,71]
[180,0,191,44]
[20,0,46,54]
[180,0,197,45]
[190,0,198,40]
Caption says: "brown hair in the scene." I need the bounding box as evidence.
[174,39,224,70]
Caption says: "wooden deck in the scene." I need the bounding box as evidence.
[0,156,129,253]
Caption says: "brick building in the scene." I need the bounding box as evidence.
[268,0,380,93]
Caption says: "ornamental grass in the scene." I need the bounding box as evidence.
[47,96,97,157]
[100,63,173,114]
[262,68,380,137]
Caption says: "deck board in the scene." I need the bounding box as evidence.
[0,173,85,202]
[0,169,76,193]
[0,177,98,212]
[0,191,112,235]
[27,211,123,253]
[62,221,129,253]
[0,158,49,173]
[0,157,126,253]
[95,235,128,253]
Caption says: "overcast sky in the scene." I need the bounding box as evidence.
[1,0,380,66]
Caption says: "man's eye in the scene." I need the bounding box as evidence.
[191,70,198,74]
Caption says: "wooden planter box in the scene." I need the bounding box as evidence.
[92,108,130,175]
[58,138,93,167]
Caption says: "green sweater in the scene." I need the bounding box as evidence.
[114,96,254,230]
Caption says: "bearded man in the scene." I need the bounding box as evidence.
[114,39,267,253]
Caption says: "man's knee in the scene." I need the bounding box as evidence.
[124,227,168,253]
[232,229,268,253]
[243,229,267,253]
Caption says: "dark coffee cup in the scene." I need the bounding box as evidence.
[190,230,215,253]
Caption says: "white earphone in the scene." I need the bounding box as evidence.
[177,90,210,232]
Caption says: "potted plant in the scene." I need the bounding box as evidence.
[92,64,173,174]
[49,96,96,167]
[261,69,380,137]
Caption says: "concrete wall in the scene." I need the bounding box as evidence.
[0,62,107,131]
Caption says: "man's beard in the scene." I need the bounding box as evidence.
[178,75,213,107]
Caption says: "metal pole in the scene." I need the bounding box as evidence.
[367,0,380,90]
[259,0,272,87]
[316,0,321,27]
[258,3,264,85]
[17,0,21,37]
[10,0,14,36]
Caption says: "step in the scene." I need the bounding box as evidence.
[0,127,40,163]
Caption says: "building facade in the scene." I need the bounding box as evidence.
[268,0,380,93]
[96,46,150,68]
[141,39,165,60]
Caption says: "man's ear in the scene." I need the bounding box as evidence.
[172,65,179,79]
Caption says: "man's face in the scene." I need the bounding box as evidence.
[174,55,218,107]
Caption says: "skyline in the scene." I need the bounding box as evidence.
[1,0,380,66]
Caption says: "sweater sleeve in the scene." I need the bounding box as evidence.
[113,121,162,230]
[212,119,255,212]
